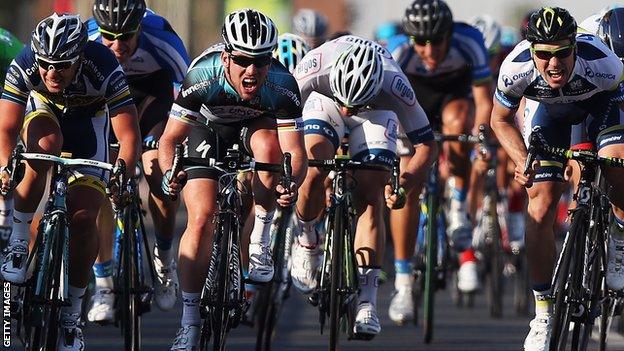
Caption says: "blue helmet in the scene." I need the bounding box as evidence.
[273,33,309,73]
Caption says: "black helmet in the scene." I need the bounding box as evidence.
[598,7,624,60]
[93,0,146,33]
[402,0,453,42]
[525,7,577,44]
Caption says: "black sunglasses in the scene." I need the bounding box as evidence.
[411,36,446,46]
[531,44,575,60]
[99,28,139,42]
[229,54,272,68]
[36,55,80,72]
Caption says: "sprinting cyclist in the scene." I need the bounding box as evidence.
[158,9,307,349]
[490,7,624,350]
[86,0,190,321]
[386,0,493,324]
[292,8,328,49]
[0,13,140,350]
[291,34,436,338]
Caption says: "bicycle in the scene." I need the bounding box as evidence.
[307,155,399,350]
[524,128,624,351]
[170,144,292,351]
[5,145,117,350]
[108,140,159,351]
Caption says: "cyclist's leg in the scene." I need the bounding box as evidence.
[348,109,399,336]
[2,94,61,283]
[140,97,180,309]
[292,93,344,293]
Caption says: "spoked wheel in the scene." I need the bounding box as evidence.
[486,220,504,319]
[328,205,345,351]
[119,207,141,351]
[423,192,438,344]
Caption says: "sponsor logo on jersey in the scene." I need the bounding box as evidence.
[209,105,263,119]
[512,70,532,81]
[296,53,321,77]
[181,80,211,98]
[390,75,415,106]
[303,97,323,112]
[264,81,301,107]
[502,75,514,87]
[585,67,615,80]
[600,134,623,146]
[385,119,398,141]
[83,59,105,82]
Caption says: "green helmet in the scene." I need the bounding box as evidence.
[0,28,24,86]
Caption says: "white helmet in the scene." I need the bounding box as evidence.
[292,8,328,38]
[222,9,278,56]
[273,33,309,73]
[330,44,384,107]
[470,15,501,55]
[31,13,87,60]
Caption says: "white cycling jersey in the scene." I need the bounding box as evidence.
[495,34,624,109]
[294,35,433,145]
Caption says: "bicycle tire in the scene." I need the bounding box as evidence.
[329,204,345,350]
[26,216,64,351]
[255,208,292,351]
[212,213,236,351]
[423,190,438,344]
[485,196,503,318]
[550,211,587,350]
[119,206,141,351]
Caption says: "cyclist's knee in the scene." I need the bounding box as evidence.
[186,208,217,236]
[71,208,99,236]
[526,187,560,228]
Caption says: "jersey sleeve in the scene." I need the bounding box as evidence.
[105,67,135,113]
[267,71,304,132]
[142,14,190,87]
[1,46,36,106]
[454,24,492,84]
[169,67,210,125]
[494,41,533,109]
[375,68,433,145]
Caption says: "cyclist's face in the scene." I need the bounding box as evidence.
[222,50,271,101]
[412,36,450,70]
[532,40,575,89]
[38,61,80,93]
[101,29,140,63]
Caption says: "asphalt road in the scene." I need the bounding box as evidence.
[5,191,624,351]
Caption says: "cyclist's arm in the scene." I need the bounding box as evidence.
[471,80,493,134]
[110,105,141,174]
[158,117,192,173]
[0,99,25,166]
[277,127,308,187]
[402,139,437,192]
[490,100,525,167]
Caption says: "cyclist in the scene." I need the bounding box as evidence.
[490,7,624,350]
[158,9,307,349]
[597,7,624,59]
[0,28,23,86]
[292,34,436,337]
[273,33,309,74]
[386,0,493,324]
[86,0,190,321]
[292,8,328,49]
[0,13,140,350]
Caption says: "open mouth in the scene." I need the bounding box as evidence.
[547,69,565,81]
[242,77,258,92]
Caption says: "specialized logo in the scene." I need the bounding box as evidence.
[390,75,415,106]
[296,53,321,77]
[195,139,211,158]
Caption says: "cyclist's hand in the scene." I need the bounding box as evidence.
[276,181,297,207]
[515,160,539,188]
[385,184,406,210]
[472,147,491,175]
[162,169,188,197]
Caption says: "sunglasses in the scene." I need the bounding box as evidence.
[99,27,139,41]
[531,44,575,60]
[411,36,446,46]
[36,55,80,72]
[229,54,272,68]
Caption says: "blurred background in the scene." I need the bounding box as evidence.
[0,0,621,57]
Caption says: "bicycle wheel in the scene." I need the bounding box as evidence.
[212,213,236,351]
[329,204,345,350]
[550,211,587,350]
[423,190,438,344]
[484,196,503,318]
[26,215,65,350]
[119,206,141,351]
[255,208,292,351]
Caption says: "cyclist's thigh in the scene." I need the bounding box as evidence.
[301,92,346,157]
[245,116,282,163]
[440,97,473,132]
[67,175,108,216]
[523,99,576,183]
[22,93,63,152]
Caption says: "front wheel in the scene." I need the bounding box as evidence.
[423,191,438,344]
[119,207,141,351]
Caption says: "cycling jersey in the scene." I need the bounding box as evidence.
[295,35,433,145]
[87,9,189,90]
[0,28,23,85]
[495,34,624,109]
[578,14,603,35]
[2,41,133,114]
[388,23,492,87]
[170,43,302,129]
